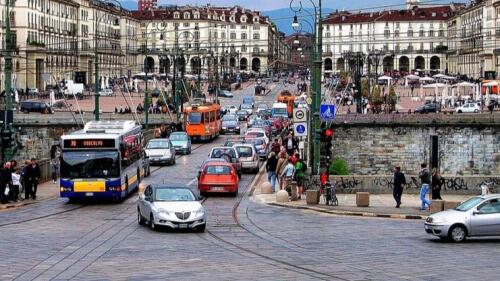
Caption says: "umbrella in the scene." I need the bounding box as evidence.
[442,75,457,80]
[419,76,434,82]
[405,74,420,80]
[483,81,499,86]
[455,81,475,87]
[423,83,447,88]
[377,75,392,81]
[432,73,446,78]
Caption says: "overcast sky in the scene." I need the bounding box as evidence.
[156,0,412,11]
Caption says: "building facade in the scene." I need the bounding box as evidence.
[285,33,313,70]
[131,5,291,78]
[322,3,463,76]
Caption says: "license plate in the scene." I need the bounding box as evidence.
[85,192,93,196]
[178,224,188,229]
[212,186,224,191]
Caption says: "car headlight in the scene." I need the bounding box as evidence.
[195,208,205,216]
[236,126,240,129]
[429,217,447,224]
[222,126,227,129]
[182,144,188,148]
[158,208,170,215]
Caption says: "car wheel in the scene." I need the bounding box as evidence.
[138,209,146,226]
[457,110,462,113]
[448,225,467,242]
[146,165,151,177]
[196,224,206,233]
[150,214,157,231]
[474,109,479,113]
[232,189,238,197]
[188,148,192,154]
[172,156,176,165]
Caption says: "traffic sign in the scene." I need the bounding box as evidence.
[293,122,308,137]
[293,108,306,122]
[306,97,312,105]
[320,104,337,122]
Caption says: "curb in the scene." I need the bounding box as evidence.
[248,163,268,197]
[268,202,428,220]
[0,195,58,212]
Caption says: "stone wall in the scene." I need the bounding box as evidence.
[331,125,499,176]
[314,175,500,195]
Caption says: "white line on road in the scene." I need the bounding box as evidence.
[186,178,198,186]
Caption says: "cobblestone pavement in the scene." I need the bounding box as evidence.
[1,82,499,280]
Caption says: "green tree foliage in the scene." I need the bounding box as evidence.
[388,85,398,112]
[369,85,383,106]
[328,157,350,175]
[361,79,370,98]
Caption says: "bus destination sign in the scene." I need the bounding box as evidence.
[64,139,115,149]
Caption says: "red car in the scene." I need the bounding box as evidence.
[198,162,239,197]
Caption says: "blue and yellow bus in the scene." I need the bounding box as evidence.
[60,121,150,201]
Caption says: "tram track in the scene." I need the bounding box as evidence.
[202,173,349,281]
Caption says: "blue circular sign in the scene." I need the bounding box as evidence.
[296,124,306,134]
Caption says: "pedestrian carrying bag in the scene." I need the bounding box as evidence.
[4,187,10,196]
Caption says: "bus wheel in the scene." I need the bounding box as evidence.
[125,175,129,191]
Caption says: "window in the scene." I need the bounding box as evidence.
[419,29,424,37]
[253,25,260,30]
[241,25,247,29]
[253,33,260,40]
[428,30,434,37]
[407,29,413,37]
[230,32,236,39]
[241,44,247,52]
[384,29,390,38]
[194,12,200,19]
[478,199,500,214]
[184,12,190,19]
[241,33,247,39]
[174,12,180,19]
[230,24,235,29]
[183,22,189,27]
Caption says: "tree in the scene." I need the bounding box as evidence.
[361,78,370,98]
[387,85,398,112]
[369,85,383,112]
[328,157,349,175]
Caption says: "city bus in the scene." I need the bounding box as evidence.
[271,102,289,119]
[184,101,221,141]
[59,120,150,201]
[277,90,295,117]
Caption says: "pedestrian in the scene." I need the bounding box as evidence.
[51,158,59,184]
[294,156,307,199]
[419,163,431,210]
[0,162,11,204]
[21,160,30,199]
[431,168,443,200]
[11,168,21,202]
[266,152,278,192]
[26,158,41,200]
[280,158,295,194]
[283,132,298,156]
[393,166,406,208]
[276,150,288,190]
[289,153,298,165]
[271,138,281,155]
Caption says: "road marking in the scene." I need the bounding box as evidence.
[187,178,197,186]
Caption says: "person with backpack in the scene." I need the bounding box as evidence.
[294,154,307,199]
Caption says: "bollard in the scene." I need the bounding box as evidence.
[430,200,444,213]
[356,192,370,207]
[138,183,146,194]
[306,190,320,205]
[260,181,273,194]
[276,190,289,203]
[290,181,298,201]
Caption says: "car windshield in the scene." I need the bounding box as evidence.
[237,110,247,115]
[246,138,264,145]
[258,104,268,109]
[235,146,253,157]
[455,197,483,211]
[205,165,231,175]
[188,112,202,124]
[154,188,196,201]
[222,115,237,121]
[241,104,252,109]
[246,132,264,138]
[211,148,237,159]
[60,150,120,178]
[272,108,288,116]
[243,97,253,103]
[147,140,170,149]
[169,134,187,141]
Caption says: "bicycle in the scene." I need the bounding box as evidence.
[323,182,338,206]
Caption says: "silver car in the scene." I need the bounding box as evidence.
[169,132,192,155]
[138,185,206,232]
[425,194,500,242]
[145,138,176,165]
[233,144,259,173]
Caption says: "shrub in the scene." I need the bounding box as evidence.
[328,157,349,175]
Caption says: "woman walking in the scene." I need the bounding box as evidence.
[431,168,443,200]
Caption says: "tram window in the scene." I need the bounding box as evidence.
[216,110,221,120]
[188,112,201,124]
[204,112,209,123]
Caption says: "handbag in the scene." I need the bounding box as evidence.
[4,187,10,196]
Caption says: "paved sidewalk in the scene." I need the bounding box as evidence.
[0,181,59,210]
[252,180,473,219]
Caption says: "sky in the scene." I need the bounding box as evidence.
[152,0,467,12]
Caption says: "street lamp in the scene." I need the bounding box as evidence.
[292,15,301,29]
[93,0,123,121]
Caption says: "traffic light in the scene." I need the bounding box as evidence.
[318,123,334,165]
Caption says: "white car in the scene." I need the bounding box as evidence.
[138,185,206,232]
[240,103,253,115]
[233,144,259,173]
[99,88,114,96]
[227,105,238,114]
[245,128,269,145]
[145,138,176,166]
[455,103,480,113]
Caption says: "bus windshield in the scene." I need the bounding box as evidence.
[188,112,202,124]
[60,150,120,179]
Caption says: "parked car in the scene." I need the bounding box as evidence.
[455,103,480,113]
[198,162,239,197]
[169,132,191,155]
[221,114,240,134]
[145,138,176,165]
[99,88,113,96]
[20,100,53,114]
[219,90,234,98]
[425,194,500,242]
[414,102,440,113]
[208,147,241,178]
[197,158,228,180]
[233,144,259,173]
[137,185,206,232]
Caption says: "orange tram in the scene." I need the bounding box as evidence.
[184,101,221,141]
[277,90,295,117]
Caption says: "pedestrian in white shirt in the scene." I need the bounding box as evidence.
[11,168,21,202]
[280,158,295,193]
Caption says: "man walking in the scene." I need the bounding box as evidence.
[280,158,295,194]
[393,166,406,208]
[419,163,431,210]
[26,158,41,200]
[266,152,278,192]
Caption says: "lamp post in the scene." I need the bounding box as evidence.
[93,0,122,121]
[2,0,14,162]
[290,0,322,175]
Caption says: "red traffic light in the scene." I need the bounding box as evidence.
[324,128,334,137]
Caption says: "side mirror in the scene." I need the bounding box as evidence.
[473,210,481,216]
